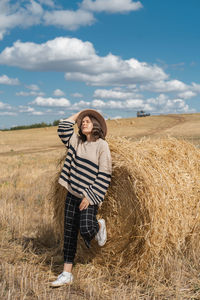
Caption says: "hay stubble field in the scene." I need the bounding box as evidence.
[0,113,200,299]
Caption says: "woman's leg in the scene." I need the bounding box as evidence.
[79,204,99,248]
[63,192,81,269]
[50,193,81,287]
[63,262,73,272]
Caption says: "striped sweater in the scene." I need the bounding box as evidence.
[58,119,112,205]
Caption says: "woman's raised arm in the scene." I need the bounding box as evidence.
[63,112,81,123]
[57,111,81,148]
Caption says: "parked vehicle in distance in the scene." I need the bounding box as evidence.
[137,110,151,117]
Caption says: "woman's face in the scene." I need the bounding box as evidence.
[81,116,93,135]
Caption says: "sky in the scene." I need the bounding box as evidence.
[0,0,200,129]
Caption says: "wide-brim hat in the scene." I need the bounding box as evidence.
[77,109,107,137]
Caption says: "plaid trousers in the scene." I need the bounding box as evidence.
[63,191,99,263]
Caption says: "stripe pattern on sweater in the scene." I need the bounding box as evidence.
[57,119,112,205]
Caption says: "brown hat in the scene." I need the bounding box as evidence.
[77,109,107,137]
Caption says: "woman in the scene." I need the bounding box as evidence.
[51,109,112,287]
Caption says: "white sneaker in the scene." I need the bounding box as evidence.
[50,271,73,287]
[95,219,107,246]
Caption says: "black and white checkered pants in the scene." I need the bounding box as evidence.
[63,191,99,263]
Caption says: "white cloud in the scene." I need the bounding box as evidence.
[164,99,190,113]
[18,105,45,115]
[0,37,167,86]
[191,82,200,93]
[0,104,46,117]
[140,79,188,93]
[31,111,44,115]
[111,115,122,119]
[26,1,43,15]
[0,37,95,70]
[125,99,144,108]
[32,96,71,107]
[140,79,200,99]
[0,101,12,110]
[0,0,143,40]
[38,0,55,7]
[18,106,35,113]
[17,83,44,96]
[0,111,17,116]
[0,74,20,85]
[71,100,91,109]
[90,94,195,114]
[71,92,83,98]
[26,84,40,91]
[65,56,167,86]
[0,0,43,40]
[92,98,144,109]
[0,30,6,40]
[58,110,65,115]
[177,91,196,99]
[170,62,185,70]
[91,99,106,108]
[16,91,45,97]
[93,88,141,99]
[146,94,194,114]
[81,0,143,13]
[43,9,95,30]
[147,94,168,105]
[53,89,65,96]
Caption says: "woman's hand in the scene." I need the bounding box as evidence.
[67,111,81,123]
[79,197,90,210]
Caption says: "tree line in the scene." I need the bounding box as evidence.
[2,120,60,131]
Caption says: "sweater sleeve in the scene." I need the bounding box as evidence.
[82,141,112,205]
[57,119,76,149]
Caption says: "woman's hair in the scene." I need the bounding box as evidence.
[78,114,105,142]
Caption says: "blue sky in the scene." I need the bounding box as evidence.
[0,0,200,129]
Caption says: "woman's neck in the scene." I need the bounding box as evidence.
[86,134,95,142]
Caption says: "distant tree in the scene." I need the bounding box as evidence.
[10,122,51,130]
[53,120,60,126]
[1,120,62,131]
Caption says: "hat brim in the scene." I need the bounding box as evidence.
[77,109,107,137]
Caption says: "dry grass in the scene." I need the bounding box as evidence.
[1,113,200,299]
[1,113,200,154]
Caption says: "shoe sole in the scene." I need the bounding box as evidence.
[98,219,107,246]
[50,281,73,287]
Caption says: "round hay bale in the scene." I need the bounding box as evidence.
[50,136,200,279]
